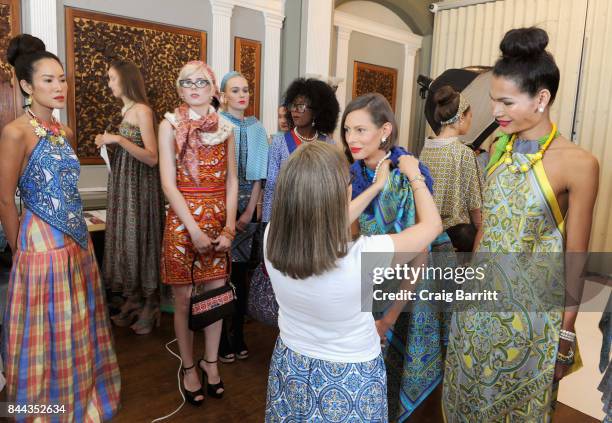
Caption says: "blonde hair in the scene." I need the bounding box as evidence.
[175,61,216,92]
[266,142,352,279]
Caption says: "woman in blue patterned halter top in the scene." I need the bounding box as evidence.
[0,34,120,422]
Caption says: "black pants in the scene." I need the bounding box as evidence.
[220,262,250,355]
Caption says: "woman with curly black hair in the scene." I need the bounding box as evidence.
[262,78,339,223]
[246,79,339,329]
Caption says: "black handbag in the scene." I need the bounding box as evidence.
[188,254,236,331]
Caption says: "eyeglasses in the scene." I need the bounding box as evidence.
[179,79,211,89]
[288,103,311,113]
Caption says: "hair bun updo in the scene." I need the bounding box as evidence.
[433,85,460,124]
[493,27,559,103]
[5,33,62,98]
[500,27,549,60]
[6,34,46,67]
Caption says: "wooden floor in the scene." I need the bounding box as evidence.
[110,314,599,423]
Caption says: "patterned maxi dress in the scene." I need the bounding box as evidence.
[161,107,234,284]
[2,132,121,422]
[103,121,165,298]
[442,140,580,422]
[350,146,450,422]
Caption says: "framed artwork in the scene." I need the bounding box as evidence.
[352,61,398,111]
[0,0,21,130]
[65,7,206,163]
[233,37,261,119]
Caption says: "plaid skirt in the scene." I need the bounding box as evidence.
[2,210,121,422]
[266,337,388,422]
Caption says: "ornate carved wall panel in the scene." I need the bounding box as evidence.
[233,37,261,119]
[0,0,21,131]
[65,8,206,163]
[352,61,398,112]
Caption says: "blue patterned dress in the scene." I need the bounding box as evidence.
[350,147,450,421]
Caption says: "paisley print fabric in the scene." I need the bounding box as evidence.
[265,337,388,422]
[442,143,579,422]
[103,121,165,298]
[354,165,449,421]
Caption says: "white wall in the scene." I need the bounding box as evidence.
[230,6,265,115]
[345,31,405,119]
[336,0,410,31]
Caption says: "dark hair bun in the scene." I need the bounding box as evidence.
[433,85,459,107]
[7,34,46,67]
[433,85,460,124]
[500,27,548,60]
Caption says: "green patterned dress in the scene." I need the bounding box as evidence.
[442,140,579,422]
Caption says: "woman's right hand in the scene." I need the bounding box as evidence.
[190,229,212,254]
[398,155,421,180]
[373,160,391,191]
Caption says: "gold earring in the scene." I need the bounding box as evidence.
[25,95,32,106]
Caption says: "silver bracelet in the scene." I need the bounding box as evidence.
[559,329,576,343]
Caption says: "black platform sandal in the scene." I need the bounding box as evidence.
[199,358,225,399]
[182,363,204,406]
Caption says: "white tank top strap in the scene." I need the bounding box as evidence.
[164,112,178,129]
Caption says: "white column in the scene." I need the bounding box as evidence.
[398,46,418,149]
[27,0,59,119]
[262,12,285,135]
[27,0,58,55]
[210,0,234,78]
[304,0,333,76]
[334,26,352,110]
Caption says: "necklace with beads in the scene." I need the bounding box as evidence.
[504,123,558,174]
[371,152,391,184]
[26,108,66,146]
[294,127,318,143]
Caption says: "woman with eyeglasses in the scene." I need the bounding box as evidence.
[261,77,340,224]
[217,71,269,363]
[158,61,238,406]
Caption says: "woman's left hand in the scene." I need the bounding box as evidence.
[236,210,252,232]
[94,132,120,147]
[553,338,574,382]
[553,361,571,383]
[213,234,232,252]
